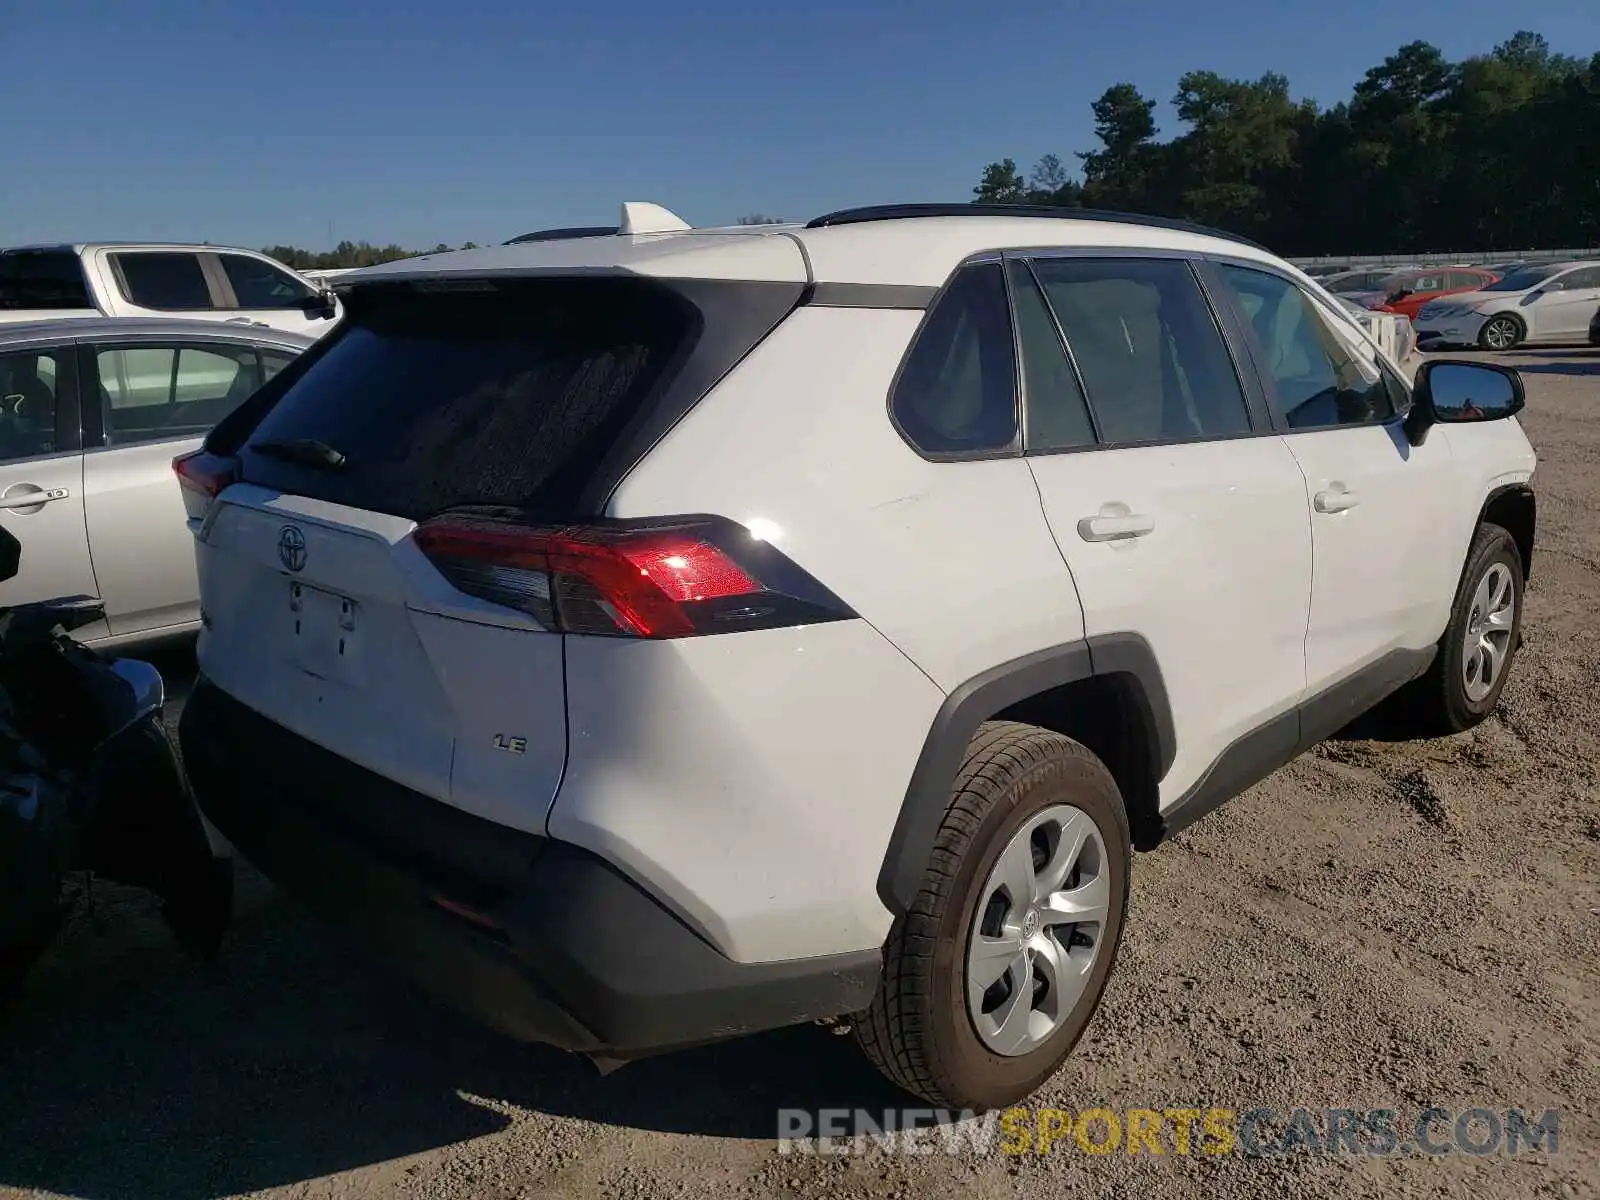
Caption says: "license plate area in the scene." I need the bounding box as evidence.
[288,580,364,684]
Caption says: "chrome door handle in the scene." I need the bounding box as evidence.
[0,485,70,511]
[1077,512,1156,542]
[1313,488,1360,514]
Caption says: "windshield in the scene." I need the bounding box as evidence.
[1482,266,1561,292]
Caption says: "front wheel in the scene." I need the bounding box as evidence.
[1404,524,1525,735]
[854,722,1130,1109]
[1478,314,1524,351]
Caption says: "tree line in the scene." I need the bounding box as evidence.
[260,240,481,271]
[973,31,1600,255]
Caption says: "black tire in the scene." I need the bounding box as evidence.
[854,721,1130,1109]
[1404,524,1525,735]
[1477,314,1524,352]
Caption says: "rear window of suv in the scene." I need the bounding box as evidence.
[0,250,93,310]
[236,277,697,521]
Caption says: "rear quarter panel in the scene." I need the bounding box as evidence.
[608,305,1087,690]
[568,304,1088,962]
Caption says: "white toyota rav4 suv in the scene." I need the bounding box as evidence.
[176,202,1537,1109]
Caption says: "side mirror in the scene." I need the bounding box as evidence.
[0,523,19,583]
[1405,360,1525,446]
[301,288,338,320]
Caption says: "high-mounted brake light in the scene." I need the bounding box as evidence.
[413,513,852,639]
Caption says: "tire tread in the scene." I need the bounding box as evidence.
[855,720,1117,1106]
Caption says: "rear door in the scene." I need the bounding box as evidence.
[1014,254,1312,808]
[210,252,342,337]
[81,336,269,637]
[0,343,109,637]
[192,276,709,830]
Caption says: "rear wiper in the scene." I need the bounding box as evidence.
[250,437,347,471]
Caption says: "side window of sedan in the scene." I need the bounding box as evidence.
[96,343,263,446]
[0,350,65,461]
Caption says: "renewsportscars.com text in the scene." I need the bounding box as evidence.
[776,1106,1560,1158]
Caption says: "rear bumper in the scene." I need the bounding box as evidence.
[179,677,880,1055]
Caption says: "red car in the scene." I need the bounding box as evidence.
[1369,267,1501,321]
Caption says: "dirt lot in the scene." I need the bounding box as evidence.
[2,349,1597,1200]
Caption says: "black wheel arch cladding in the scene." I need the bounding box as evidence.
[876,633,1174,915]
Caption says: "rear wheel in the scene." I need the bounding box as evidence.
[854,722,1129,1109]
[1478,314,1523,351]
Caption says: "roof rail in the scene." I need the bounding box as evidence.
[804,203,1267,251]
[504,226,617,245]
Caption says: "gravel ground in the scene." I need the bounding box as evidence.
[2,348,1596,1200]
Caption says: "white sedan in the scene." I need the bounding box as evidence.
[0,317,311,647]
[1414,261,1600,350]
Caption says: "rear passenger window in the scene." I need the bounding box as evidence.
[114,253,212,311]
[1006,260,1095,451]
[97,343,260,445]
[1217,265,1393,429]
[1029,258,1250,444]
[891,262,1017,455]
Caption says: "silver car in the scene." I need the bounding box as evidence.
[0,318,312,646]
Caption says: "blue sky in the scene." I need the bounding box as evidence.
[1,0,1595,250]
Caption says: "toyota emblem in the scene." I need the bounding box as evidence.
[278,525,308,573]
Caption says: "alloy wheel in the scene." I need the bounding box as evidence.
[1483,317,1519,351]
[1462,561,1516,703]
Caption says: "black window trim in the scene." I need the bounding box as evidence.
[1199,252,1414,437]
[1006,257,1102,451]
[78,336,275,452]
[885,253,1024,463]
[106,250,222,313]
[1001,247,1273,458]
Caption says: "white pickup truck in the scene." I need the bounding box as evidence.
[0,243,341,339]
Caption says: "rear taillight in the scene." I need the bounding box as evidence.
[173,449,240,522]
[413,512,853,639]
